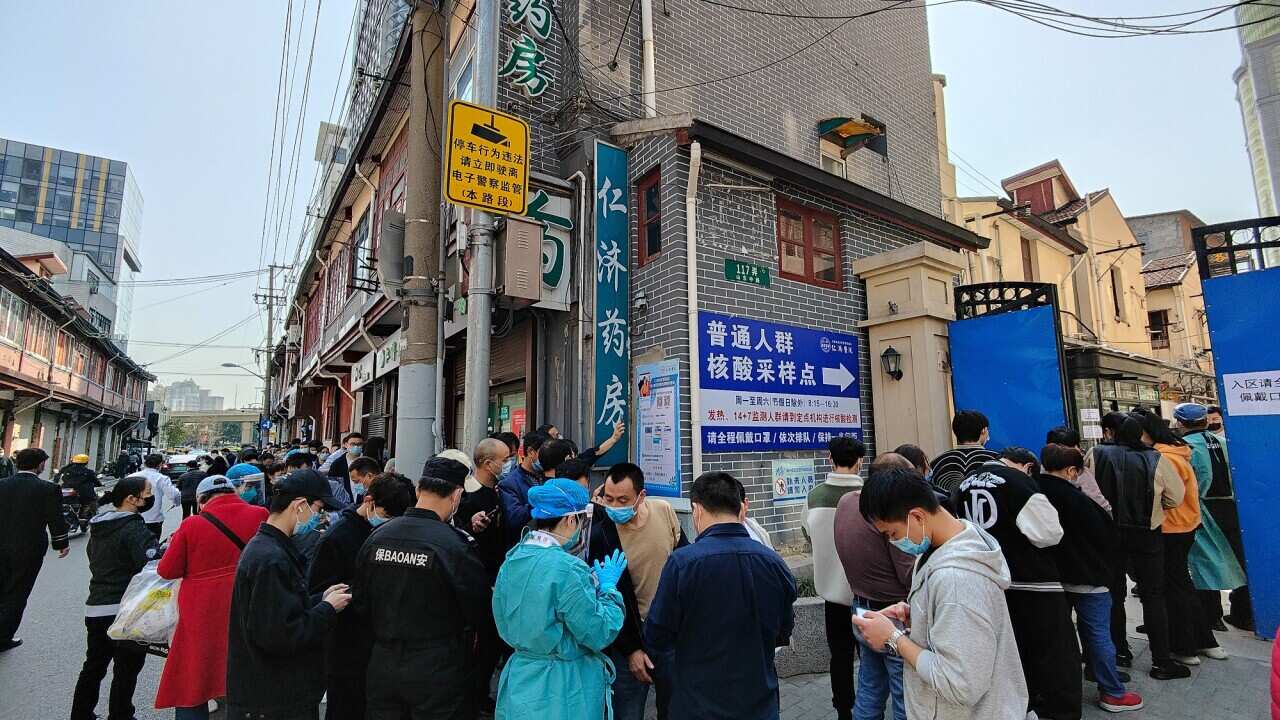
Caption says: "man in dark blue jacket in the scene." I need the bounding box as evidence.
[497,430,549,546]
[645,471,796,720]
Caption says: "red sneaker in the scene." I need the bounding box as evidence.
[1099,692,1145,713]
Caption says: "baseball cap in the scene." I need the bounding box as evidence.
[195,474,235,496]
[274,468,342,510]
[1174,402,1208,423]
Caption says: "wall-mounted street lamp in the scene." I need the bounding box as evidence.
[880,346,904,381]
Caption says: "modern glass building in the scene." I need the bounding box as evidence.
[1234,5,1280,264]
[0,137,142,343]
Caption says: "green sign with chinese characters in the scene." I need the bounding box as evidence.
[724,259,771,287]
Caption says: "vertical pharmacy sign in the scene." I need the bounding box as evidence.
[594,140,630,465]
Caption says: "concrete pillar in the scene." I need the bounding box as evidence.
[853,243,967,457]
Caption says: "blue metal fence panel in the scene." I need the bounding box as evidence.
[1203,266,1280,639]
[948,304,1067,455]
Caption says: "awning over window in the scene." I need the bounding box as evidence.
[817,116,886,158]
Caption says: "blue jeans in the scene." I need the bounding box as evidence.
[609,647,650,720]
[174,704,209,720]
[1069,591,1125,697]
[852,632,906,720]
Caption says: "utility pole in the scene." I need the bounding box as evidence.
[461,0,499,452]
[254,264,288,447]
[396,4,446,477]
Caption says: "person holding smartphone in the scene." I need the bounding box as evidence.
[851,467,1028,720]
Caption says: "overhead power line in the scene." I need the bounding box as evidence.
[141,311,262,367]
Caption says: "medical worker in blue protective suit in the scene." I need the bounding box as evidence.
[492,478,628,720]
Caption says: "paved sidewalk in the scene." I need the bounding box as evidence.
[774,597,1272,720]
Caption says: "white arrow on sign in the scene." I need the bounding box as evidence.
[822,363,855,391]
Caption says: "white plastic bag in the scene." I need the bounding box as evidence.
[107,561,179,645]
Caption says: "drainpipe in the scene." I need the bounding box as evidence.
[315,370,356,401]
[685,142,703,480]
[640,0,657,118]
[434,203,448,455]
[568,170,589,442]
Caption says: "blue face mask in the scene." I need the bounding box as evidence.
[351,482,366,498]
[561,525,582,549]
[605,504,637,525]
[890,515,931,556]
[348,445,363,458]
[532,459,543,475]
[368,512,388,528]
[295,508,322,537]
[240,486,260,504]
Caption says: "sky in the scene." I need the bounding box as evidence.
[0,1,1261,406]
[0,1,351,407]
[927,0,1257,222]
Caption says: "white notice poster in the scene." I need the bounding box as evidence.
[1223,370,1280,416]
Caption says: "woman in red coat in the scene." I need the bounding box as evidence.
[155,475,267,718]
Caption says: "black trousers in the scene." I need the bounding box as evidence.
[181,499,199,518]
[1164,531,1217,654]
[823,601,857,714]
[1006,590,1081,720]
[1118,527,1171,663]
[469,615,504,708]
[366,641,470,720]
[326,673,367,720]
[1205,499,1253,624]
[0,550,42,642]
[225,705,319,720]
[69,615,147,720]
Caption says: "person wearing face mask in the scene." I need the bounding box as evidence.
[851,467,1028,720]
[498,430,551,547]
[645,472,796,720]
[70,476,164,720]
[309,472,415,720]
[226,469,350,720]
[346,456,383,505]
[1206,405,1225,437]
[155,475,268,719]
[0,448,70,653]
[493,477,627,720]
[596,462,686,720]
[455,438,512,714]
[954,447,1079,720]
[353,457,491,720]
[127,453,181,540]
[322,431,365,497]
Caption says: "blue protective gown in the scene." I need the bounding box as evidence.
[493,531,625,720]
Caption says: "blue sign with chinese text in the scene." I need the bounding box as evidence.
[593,141,630,465]
[697,311,862,453]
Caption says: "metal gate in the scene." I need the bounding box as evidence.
[1195,217,1280,638]
[949,283,1071,454]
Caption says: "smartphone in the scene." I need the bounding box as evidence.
[852,606,906,631]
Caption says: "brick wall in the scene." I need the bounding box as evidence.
[627,134,928,543]
[575,0,943,214]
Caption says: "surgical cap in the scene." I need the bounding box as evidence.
[528,477,590,519]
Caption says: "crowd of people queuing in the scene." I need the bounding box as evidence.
[0,397,1253,720]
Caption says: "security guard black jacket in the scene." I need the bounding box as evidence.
[226,523,336,716]
[353,508,492,646]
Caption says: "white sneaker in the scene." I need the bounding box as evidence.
[1172,654,1201,666]
[1199,646,1228,660]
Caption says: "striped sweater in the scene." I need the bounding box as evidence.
[802,473,862,605]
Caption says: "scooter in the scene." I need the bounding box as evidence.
[60,488,89,534]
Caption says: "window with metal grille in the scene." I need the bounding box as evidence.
[1148,310,1170,349]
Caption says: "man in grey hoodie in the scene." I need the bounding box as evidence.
[852,467,1028,720]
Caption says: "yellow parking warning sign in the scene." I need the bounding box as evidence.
[445,100,530,215]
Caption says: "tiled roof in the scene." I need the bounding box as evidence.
[1041,190,1111,224]
[1142,252,1194,289]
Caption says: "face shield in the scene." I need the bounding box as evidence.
[562,504,594,560]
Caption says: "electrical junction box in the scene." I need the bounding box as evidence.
[498,215,542,304]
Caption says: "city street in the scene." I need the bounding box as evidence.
[2,501,1271,720]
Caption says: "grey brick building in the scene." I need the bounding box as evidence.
[280,0,986,543]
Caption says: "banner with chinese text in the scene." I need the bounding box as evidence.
[593,141,630,465]
[698,311,862,452]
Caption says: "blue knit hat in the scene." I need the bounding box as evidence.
[528,478,589,519]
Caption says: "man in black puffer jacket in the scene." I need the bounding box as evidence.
[58,454,101,519]
[227,470,350,720]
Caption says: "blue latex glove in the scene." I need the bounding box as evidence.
[592,549,628,595]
